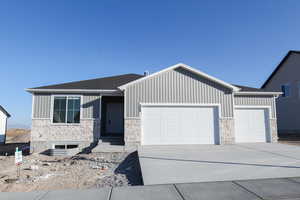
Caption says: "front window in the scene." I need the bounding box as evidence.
[53,96,81,124]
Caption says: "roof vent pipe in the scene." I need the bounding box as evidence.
[144,70,150,76]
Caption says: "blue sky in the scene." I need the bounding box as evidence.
[1,0,300,127]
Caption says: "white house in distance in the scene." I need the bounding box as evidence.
[0,105,10,144]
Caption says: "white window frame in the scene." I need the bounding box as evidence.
[281,84,291,98]
[51,95,83,125]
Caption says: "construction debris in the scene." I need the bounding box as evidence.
[0,152,142,192]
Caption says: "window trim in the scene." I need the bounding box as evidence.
[51,94,83,125]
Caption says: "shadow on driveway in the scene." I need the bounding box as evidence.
[115,151,144,185]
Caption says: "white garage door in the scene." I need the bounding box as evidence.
[234,108,270,143]
[141,105,219,145]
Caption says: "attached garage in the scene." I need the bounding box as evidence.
[119,63,281,146]
[234,107,271,143]
[141,104,220,145]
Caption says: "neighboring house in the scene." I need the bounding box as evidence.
[0,105,10,144]
[26,63,281,153]
[262,51,300,135]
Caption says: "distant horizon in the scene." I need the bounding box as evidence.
[1,0,300,127]
[7,122,30,130]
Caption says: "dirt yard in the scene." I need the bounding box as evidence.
[0,151,142,192]
[5,129,30,144]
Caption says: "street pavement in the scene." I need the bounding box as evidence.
[1,177,300,200]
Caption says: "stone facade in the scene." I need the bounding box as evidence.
[219,118,235,144]
[269,118,278,143]
[30,119,101,153]
[124,118,141,149]
[123,117,278,146]
[124,117,237,146]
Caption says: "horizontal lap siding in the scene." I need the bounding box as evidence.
[33,94,51,118]
[234,95,276,118]
[125,68,234,118]
[33,94,101,119]
[82,95,100,119]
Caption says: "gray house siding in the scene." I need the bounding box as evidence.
[125,67,234,118]
[263,53,300,134]
[234,95,276,118]
[31,93,102,153]
[32,94,101,119]
[33,94,51,118]
[82,95,101,119]
[124,67,236,147]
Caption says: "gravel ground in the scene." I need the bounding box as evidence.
[0,151,142,192]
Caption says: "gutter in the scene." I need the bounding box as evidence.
[234,91,282,97]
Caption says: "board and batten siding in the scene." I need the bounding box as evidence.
[33,94,51,118]
[125,67,234,118]
[32,94,101,119]
[234,95,276,118]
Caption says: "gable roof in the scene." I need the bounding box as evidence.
[26,63,281,95]
[118,63,241,91]
[261,51,300,88]
[0,105,10,117]
[26,74,143,93]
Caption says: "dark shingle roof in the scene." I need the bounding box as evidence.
[28,72,279,93]
[233,84,281,92]
[261,50,300,88]
[0,105,10,117]
[30,74,144,90]
[233,85,263,92]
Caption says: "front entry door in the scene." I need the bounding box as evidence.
[105,103,124,134]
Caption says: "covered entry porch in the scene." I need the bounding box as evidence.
[99,96,125,145]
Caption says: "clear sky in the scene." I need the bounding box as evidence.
[1,0,300,127]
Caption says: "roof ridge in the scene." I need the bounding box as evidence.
[261,51,300,88]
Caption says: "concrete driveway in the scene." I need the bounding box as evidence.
[138,143,300,185]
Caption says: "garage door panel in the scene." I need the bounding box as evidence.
[162,109,180,139]
[142,108,162,144]
[141,105,219,145]
[235,108,270,143]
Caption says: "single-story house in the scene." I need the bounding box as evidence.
[26,63,281,153]
[0,105,10,144]
[262,51,300,135]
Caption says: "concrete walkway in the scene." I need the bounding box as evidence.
[138,143,300,185]
[1,177,300,200]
